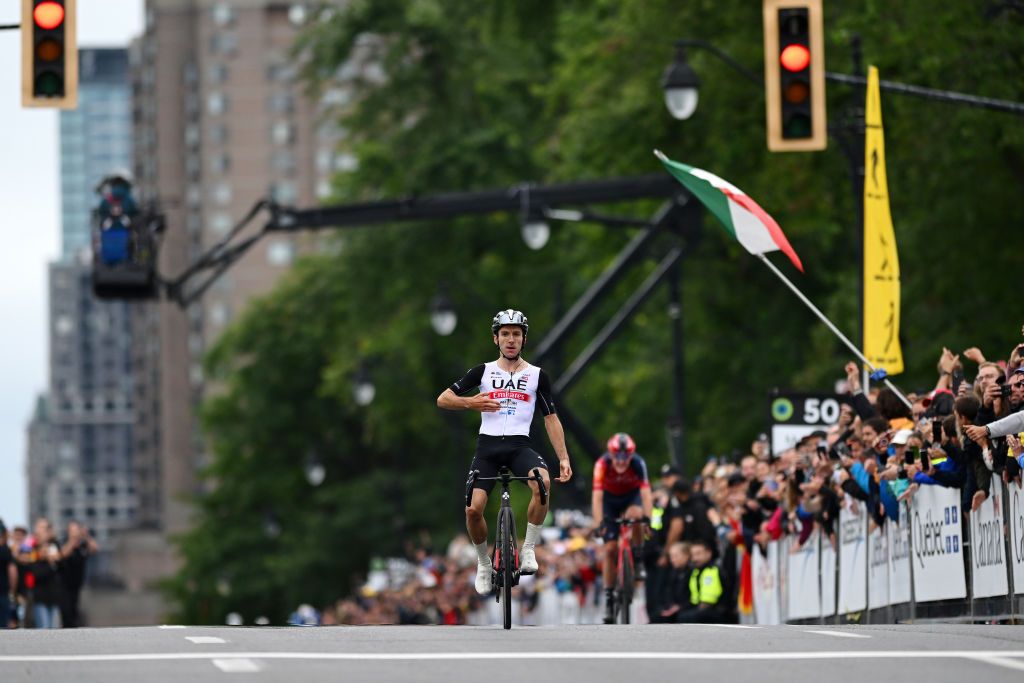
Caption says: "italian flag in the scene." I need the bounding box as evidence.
[655,150,804,273]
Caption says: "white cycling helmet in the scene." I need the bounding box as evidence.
[491,309,529,336]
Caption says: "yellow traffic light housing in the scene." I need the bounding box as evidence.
[763,0,826,151]
[22,0,78,109]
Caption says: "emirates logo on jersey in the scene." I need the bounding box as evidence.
[489,390,530,402]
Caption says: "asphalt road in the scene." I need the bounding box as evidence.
[2,624,1024,683]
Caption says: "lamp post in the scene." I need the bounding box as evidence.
[353,361,376,406]
[518,183,550,250]
[430,285,458,336]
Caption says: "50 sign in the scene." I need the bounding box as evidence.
[769,392,851,456]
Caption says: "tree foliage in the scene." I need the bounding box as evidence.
[165,0,1024,622]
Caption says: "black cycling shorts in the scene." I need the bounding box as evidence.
[469,435,549,495]
[601,490,643,541]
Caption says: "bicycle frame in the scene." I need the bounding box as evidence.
[606,517,646,625]
[465,466,547,630]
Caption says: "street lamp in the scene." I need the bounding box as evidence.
[661,44,700,120]
[353,362,376,406]
[520,218,550,250]
[430,286,457,336]
[304,451,326,487]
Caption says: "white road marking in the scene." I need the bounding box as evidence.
[705,624,761,629]
[212,658,263,673]
[1,650,1023,663]
[185,637,227,644]
[158,625,186,629]
[968,656,1024,673]
[803,630,871,639]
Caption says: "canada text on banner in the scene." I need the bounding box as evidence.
[1009,481,1024,595]
[971,478,1008,599]
[910,484,966,602]
[863,66,904,375]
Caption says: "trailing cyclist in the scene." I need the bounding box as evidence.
[436,309,573,596]
[591,432,653,624]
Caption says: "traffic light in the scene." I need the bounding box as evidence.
[21,0,77,109]
[763,0,826,151]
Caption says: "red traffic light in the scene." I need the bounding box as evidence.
[33,1,65,30]
[780,44,810,72]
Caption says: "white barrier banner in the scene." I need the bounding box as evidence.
[838,500,867,614]
[1007,481,1024,595]
[887,504,911,605]
[820,531,836,617]
[867,523,890,609]
[910,484,966,602]
[753,541,781,625]
[786,533,820,620]
[971,478,1008,599]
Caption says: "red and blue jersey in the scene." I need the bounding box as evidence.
[593,453,650,496]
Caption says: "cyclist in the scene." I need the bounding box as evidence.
[436,309,573,595]
[591,432,653,624]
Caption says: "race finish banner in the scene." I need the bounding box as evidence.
[1007,481,1024,595]
[888,503,912,604]
[867,522,890,609]
[910,484,966,602]
[769,392,851,455]
[787,534,820,620]
[837,500,867,614]
[971,478,1008,599]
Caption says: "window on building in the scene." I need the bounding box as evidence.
[209,123,229,144]
[269,92,293,114]
[207,91,228,115]
[209,152,230,174]
[212,3,234,26]
[212,183,232,206]
[272,150,295,174]
[271,121,295,145]
[208,63,229,84]
[210,213,232,235]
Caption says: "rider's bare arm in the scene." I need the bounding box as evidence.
[544,414,573,482]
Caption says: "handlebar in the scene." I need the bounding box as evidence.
[463,467,548,507]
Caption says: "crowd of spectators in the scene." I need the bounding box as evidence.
[0,517,98,629]
[302,336,1024,626]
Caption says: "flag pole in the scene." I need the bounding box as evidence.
[755,253,912,409]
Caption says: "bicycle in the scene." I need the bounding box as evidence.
[602,516,648,625]
[465,466,547,630]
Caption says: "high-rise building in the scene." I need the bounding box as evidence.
[26,49,137,583]
[127,0,345,597]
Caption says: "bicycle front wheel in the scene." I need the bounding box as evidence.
[618,549,634,624]
[501,512,514,629]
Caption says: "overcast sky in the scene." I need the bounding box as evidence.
[0,1,144,526]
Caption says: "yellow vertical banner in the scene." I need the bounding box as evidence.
[863,66,903,375]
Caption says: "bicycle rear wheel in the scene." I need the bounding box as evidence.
[618,548,634,624]
[501,511,514,629]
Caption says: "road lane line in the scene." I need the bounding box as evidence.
[803,630,871,639]
[2,650,1023,663]
[968,656,1024,673]
[212,658,263,673]
[705,624,761,629]
[185,637,227,644]
[158,625,186,629]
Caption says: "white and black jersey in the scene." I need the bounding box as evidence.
[449,361,557,437]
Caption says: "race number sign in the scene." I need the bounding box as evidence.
[769,392,851,455]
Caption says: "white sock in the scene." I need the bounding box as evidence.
[523,522,542,551]
[474,541,491,566]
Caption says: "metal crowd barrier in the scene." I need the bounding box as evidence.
[749,480,1024,624]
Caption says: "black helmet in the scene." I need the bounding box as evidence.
[491,309,528,336]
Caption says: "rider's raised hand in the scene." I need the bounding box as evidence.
[467,393,501,412]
